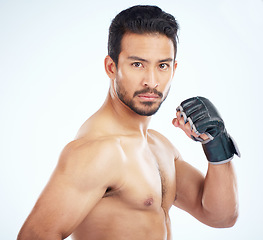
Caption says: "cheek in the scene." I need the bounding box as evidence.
[115,71,136,97]
[117,68,138,89]
[161,75,173,93]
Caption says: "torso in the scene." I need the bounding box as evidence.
[71,130,177,240]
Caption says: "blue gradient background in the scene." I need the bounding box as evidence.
[0,0,262,239]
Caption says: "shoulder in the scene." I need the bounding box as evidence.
[148,129,179,157]
[148,129,172,144]
[61,137,123,158]
[56,137,125,182]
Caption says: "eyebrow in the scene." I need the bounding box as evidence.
[128,56,148,62]
[127,56,174,63]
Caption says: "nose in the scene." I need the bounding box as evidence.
[143,69,159,89]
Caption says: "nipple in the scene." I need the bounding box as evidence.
[144,197,154,206]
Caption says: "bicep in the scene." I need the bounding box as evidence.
[20,165,107,239]
[19,141,120,239]
[19,139,123,239]
[174,158,205,218]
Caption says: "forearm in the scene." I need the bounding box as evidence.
[201,162,238,227]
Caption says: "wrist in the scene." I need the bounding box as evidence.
[202,131,240,165]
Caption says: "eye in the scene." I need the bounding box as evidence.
[159,63,169,70]
[132,62,143,68]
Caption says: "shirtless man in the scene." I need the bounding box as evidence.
[17,5,240,240]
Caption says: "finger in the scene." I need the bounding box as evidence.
[176,105,183,113]
[176,110,188,123]
[172,118,179,127]
[175,116,206,141]
[177,120,193,136]
[184,122,195,139]
[176,111,181,119]
[183,102,203,117]
[200,133,210,141]
[177,114,186,127]
[180,97,198,111]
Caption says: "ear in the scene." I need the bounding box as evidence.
[104,55,117,80]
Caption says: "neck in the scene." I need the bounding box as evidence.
[101,87,151,137]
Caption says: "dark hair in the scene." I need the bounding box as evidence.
[108,5,179,67]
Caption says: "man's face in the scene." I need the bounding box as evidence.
[114,33,177,116]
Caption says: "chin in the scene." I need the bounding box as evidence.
[132,105,161,116]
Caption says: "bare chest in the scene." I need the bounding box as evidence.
[72,137,177,240]
[106,141,176,211]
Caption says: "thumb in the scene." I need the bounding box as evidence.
[172,118,179,127]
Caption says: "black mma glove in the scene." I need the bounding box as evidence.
[176,96,240,164]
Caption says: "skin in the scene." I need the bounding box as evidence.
[17,33,238,240]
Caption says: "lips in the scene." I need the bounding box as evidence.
[134,89,163,100]
[138,93,159,98]
[137,93,160,101]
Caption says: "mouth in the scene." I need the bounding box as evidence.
[137,93,160,102]
[134,89,163,102]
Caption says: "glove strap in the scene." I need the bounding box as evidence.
[202,131,241,165]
